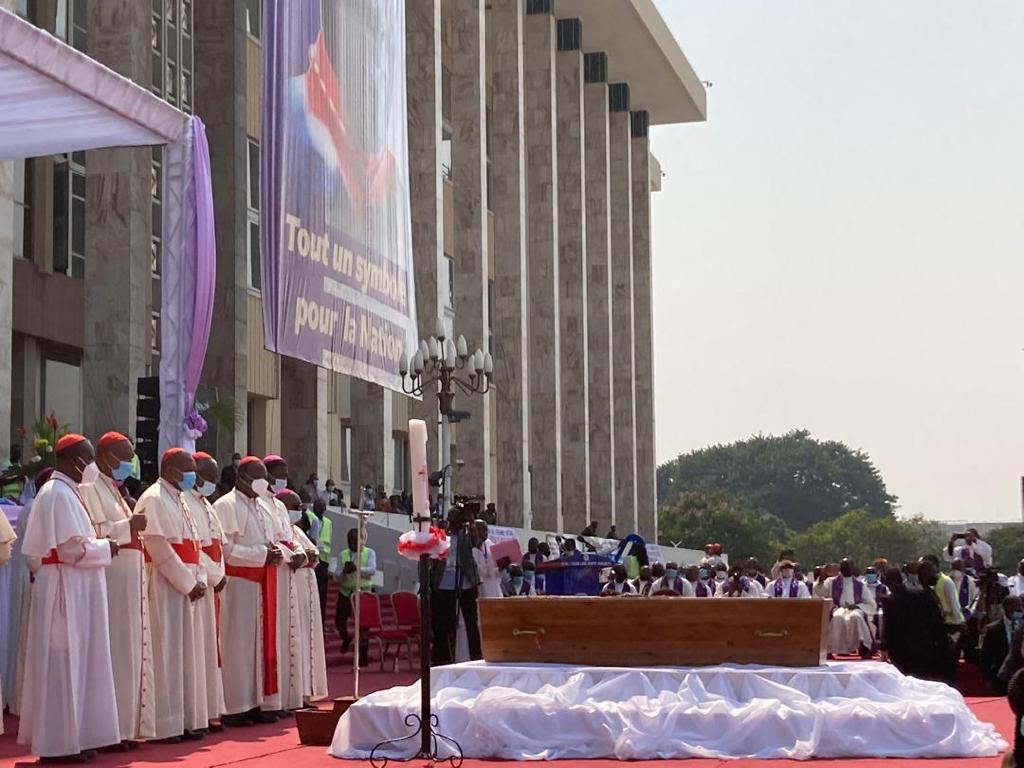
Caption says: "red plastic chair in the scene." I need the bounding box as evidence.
[356,592,413,672]
[391,591,420,633]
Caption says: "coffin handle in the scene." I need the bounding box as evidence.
[513,627,546,650]
[512,628,546,637]
[754,629,789,639]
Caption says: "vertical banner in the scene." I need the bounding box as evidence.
[261,0,416,392]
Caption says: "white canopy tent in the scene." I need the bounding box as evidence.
[0,7,215,456]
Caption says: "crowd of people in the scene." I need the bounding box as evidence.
[0,435,335,763]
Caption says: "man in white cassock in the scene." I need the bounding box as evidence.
[277,489,329,704]
[81,431,154,748]
[766,559,811,599]
[215,457,284,726]
[825,558,875,657]
[138,449,209,742]
[186,451,228,729]
[261,455,308,714]
[5,467,53,718]
[0,503,15,735]
[18,435,121,760]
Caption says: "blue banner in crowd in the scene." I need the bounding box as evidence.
[261,0,416,391]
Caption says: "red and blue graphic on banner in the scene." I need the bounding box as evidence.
[261,0,416,391]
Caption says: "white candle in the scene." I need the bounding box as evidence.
[408,419,430,533]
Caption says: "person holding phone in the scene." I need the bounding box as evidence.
[945,528,992,572]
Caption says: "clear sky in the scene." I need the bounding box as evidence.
[650,1,1024,522]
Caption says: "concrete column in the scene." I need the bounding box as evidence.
[488,0,530,528]
[350,378,386,494]
[583,53,615,535]
[280,359,329,484]
[555,19,589,534]
[608,84,637,533]
[630,112,657,540]
[524,2,561,532]
[194,0,248,456]
[82,0,152,438]
[0,0,15,459]
[405,0,443,471]
[448,0,490,500]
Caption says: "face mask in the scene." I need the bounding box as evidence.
[866,573,878,585]
[112,460,134,482]
[78,460,98,484]
[781,569,794,580]
[524,571,535,584]
[288,508,302,524]
[272,478,288,493]
[665,569,678,581]
[698,569,709,580]
[179,471,197,492]
[715,572,727,582]
[196,480,216,498]
[511,577,524,591]
[251,478,270,497]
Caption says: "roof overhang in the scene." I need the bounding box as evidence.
[555,0,706,125]
[0,8,186,159]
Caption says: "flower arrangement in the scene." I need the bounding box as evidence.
[17,411,70,469]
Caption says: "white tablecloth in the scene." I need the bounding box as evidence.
[330,661,1006,761]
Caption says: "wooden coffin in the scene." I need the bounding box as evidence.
[478,597,831,668]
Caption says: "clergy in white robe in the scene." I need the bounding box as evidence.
[825,560,875,655]
[138,450,209,742]
[472,522,503,599]
[651,563,696,596]
[261,455,308,713]
[1010,561,1024,598]
[715,567,763,597]
[187,451,228,727]
[80,431,155,744]
[766,560,811,599]
[4,468,51,718]
[277,489,328,704]
[0,507,14,734]
[18,436,120,759]
[214,458,283,726]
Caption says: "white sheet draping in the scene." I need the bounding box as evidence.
[0,12,183,159]
[331,661,1007,761]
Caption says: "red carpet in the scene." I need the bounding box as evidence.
[0,653,1013,767]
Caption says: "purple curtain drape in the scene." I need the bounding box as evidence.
[184,116,216,434]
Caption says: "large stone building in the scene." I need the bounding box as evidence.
[0,0,704,540]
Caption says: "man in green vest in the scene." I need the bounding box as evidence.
[312,499,330,624]
[335,527,376,666]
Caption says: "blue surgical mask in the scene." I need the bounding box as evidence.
[524,571,535,584]
[272,478,288,493]
[112,460,134,482]
[866,574,878,585]
[196,480,216,498]
[511,577,524,591]
[665,569,678,581]
[698,569,709,580]
[180,471,197,492]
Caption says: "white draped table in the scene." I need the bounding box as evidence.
[330,660,1006,761]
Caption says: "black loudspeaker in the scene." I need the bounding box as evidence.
[135,376,160,482]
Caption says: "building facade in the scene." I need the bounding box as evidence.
[0,0,704,541]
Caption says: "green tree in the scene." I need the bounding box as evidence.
[984,524,1024,575]
[657,430,897,531]
[658,491,792,565]
[786,509,946,570]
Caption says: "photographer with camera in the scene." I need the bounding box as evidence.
[430,498,482,665]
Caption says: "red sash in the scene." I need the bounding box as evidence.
[40,548,63,566]
[202,539,223,562]
[225,563,278,696]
